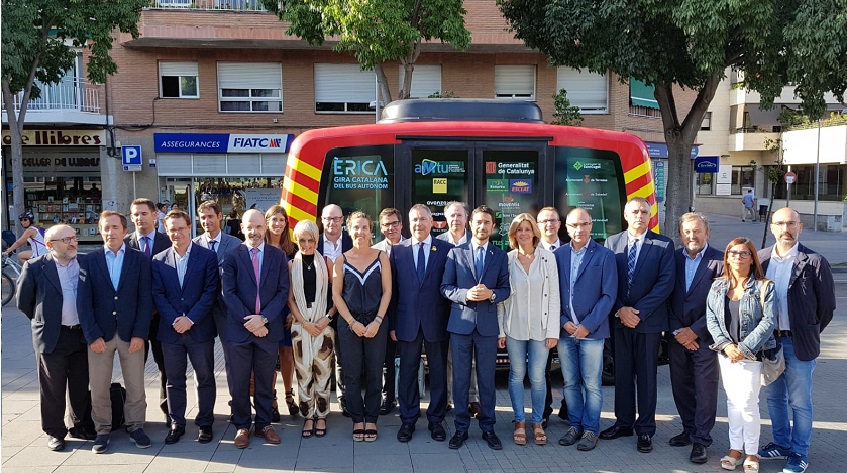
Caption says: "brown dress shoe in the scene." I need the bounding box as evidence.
[234,428,251,449]
[255,425,281,444]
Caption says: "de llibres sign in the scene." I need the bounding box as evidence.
[154,133,294,154]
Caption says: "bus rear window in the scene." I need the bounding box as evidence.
[553,147,626,240]
[320,145,394,232]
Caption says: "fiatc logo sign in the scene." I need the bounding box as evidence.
[154,133,294,154]
[414,159,465,176]
[510,180,532,194]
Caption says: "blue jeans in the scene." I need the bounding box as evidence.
[505,336,548,424]
[558,336,604,434]
[762,336,816,456]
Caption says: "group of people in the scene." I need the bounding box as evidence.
[13,196,834,473]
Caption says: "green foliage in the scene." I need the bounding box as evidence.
[1,0,147,95]
[551,89,584,126]
[428,90,458,98]
[262,0,471,73]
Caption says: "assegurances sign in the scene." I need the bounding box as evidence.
[154,133,294,154]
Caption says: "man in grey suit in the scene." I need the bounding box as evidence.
[17,224,94,451]
[436,201,478,415]
[193,200,241,417]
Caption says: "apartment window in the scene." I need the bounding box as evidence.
[315,64,375,113]
[556,66,609,114]
[160,61,198,98]
[701,111,712,130]
[398,64,442,98]
[495,65,536,100]
[217,62,282,112]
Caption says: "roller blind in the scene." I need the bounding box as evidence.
[399,64,442,98]
[315,63,375,102]
[218,62,282,90]
[160,61,198,77]
[556,67,608,113]
[495,65,536,97]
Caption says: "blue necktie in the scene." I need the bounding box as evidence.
[209,240,217,253]
[627,240,638,287]
[416,242,426,283]
[142,236,151,257]
[475,246,485,280]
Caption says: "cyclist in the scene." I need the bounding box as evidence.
[3,211,48,263]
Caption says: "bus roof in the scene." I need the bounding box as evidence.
[380,99,545,124]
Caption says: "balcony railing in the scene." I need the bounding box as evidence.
[2,79,100,114]
[628,104,662,119]
[147,0,269,11]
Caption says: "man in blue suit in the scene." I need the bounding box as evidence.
[222,209,290,448]
[390,204,452,443]
[192,200,241,404]
[17,224,95,451]
[668,212,724,464]
[600,197,675,454]
[152,210,220,445]
[555,208,617,452]
[440,205,510,450]
[78,211,152,453]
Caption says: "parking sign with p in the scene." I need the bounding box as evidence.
[122,145,142,171]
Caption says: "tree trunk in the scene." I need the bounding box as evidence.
[1,83,26,237]
[399,61,414,100]
[374,63,393,109]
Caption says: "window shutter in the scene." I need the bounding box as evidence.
[495,65,536,97]
[160,61,198,77]
[218,63,282,90]
[556,67,608,112]
[399,64,442,98]
[315,64,375,102]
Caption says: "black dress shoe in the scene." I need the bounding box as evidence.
[165,425,185,444]
[690,443,708,464]
[448,431,468,449]
[428,422,446,442]
[481,431,502,450]
[669,432,692,447]
[380,398,397,415]
[69,426,97,441]
[47,436,66,451]
[397,423,415,443]
[599,425,634,440]
[198,426,213,444]
[637,434,653,453]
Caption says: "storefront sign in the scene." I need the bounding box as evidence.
[645,142,699,159]
[153,133,294,154]
[245,188,283,214]
[1,129,105,146]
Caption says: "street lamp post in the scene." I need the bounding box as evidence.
[813,119,821,231]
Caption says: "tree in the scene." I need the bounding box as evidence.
[261,0,471,104]
[498,0,847,238]
[551,89,583,126]
[2,0,146,227]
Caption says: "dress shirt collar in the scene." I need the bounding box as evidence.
[770,242,800,261]
[684,243,708,261]
[104,243,126,256]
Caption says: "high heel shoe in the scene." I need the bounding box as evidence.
[285,389,300,416]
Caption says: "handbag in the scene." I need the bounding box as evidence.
[757,280,785,386]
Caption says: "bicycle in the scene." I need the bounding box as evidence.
[2,253,23,306]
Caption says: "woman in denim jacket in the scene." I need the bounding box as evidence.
[706,237,776,472]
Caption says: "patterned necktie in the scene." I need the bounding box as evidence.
[627,239,638,287]
[142,236,151,257]
[251,247,261,314]
[475,245,485,280]
[416,242,426,283]
[550,244,557,251]
[209,240,217,253]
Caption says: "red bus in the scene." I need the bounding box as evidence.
[282,99,657,247]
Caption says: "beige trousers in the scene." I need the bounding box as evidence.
[292,323,335,419]
[88,336,147,434]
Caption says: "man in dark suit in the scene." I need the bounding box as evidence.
[440,205,510,451]
[222,209,290,448]
[152,210,220,445]
[17,224,95,451]
[668,212,724,464]
[317,203,352,415]
[78,211,153,453]
[600,197,675,454]
[126,198,171,420]
[390,204,452,443]
[192,200,241,402]
[555,208,617,452]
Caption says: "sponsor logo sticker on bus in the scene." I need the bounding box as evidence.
[487,179,508,192]
[432,178,448,194]
[415,159,465,176]
[510,179,532,194]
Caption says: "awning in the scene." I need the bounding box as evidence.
[630,78,659,109]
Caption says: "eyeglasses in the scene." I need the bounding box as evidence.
[566,222,592,229]
[771,221,800,228]
[322,216,343,223]
[380,220,401,229]
[727,250,752,259]
[537,219,560,225]
[50,236,78,244]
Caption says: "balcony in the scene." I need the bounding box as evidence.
[728,126,779,152]
[1,78,108,126]
[147,0,269,11]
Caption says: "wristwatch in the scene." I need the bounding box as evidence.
[261,316,269,325]
[489,293,497,302]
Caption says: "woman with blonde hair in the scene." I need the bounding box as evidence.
[288,219,336,438]
[498,213,560,446]
[706,237,777,472]
[332,211,392,442]
[265,204,299,419]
